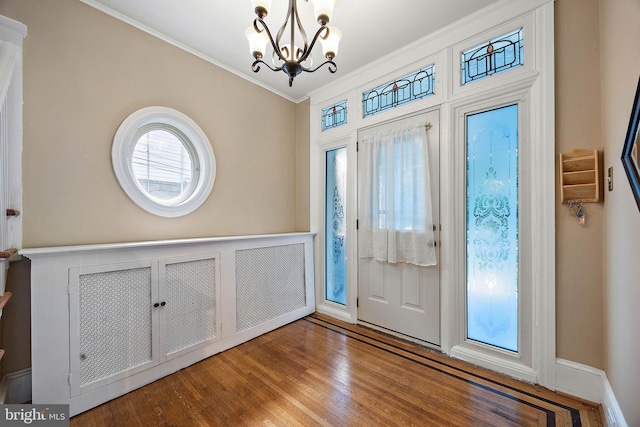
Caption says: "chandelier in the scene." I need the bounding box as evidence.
[245,0,342,87]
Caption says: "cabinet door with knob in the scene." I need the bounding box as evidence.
[69,260,160,397]
[159,254,220,361]
[68,254,220,397]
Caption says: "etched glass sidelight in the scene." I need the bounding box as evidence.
[466,104,519,351]
[325,147,347,305]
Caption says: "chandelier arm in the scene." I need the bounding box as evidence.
[293,1,310,54]
[251,59,284,73]
[300,59,337,74]
[254,18,287,63]
[297,25,329,63]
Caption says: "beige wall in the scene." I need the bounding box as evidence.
[0,0,299,248]
[554,0,604,369]
[295,99,310,231]
[600,0,640,425]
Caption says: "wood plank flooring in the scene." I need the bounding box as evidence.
[70,314,603,426]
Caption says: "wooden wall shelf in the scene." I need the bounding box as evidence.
[560,149,601,204]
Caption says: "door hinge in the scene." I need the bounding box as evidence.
[356,141,359,152]
[68,374,72,385]
[356,219,359,230]
[356,298,359,307]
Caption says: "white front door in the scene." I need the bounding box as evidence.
[357,111,440,345]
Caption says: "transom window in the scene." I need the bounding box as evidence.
[112,107,216,217]
[321,100,348,131]
[461,28,524,85]
[362,64,435,118]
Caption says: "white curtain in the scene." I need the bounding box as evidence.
[358,122,437,266]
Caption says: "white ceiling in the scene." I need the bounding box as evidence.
[81,0,499,102]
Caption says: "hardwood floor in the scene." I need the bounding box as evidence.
[71,314,603,426]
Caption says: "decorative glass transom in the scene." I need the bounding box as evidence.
[322,100,348,131]
[362,64,435,118]
[461,28,524,85]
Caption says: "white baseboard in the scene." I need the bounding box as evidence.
[555,359,627,427]
[1,368,32,404]
[555,359,605,403]
[602,374,628,427]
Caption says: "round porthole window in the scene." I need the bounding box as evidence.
[112,107,216,217]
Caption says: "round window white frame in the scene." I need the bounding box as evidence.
[112,106,216,217]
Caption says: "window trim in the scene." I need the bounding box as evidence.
[451,15,534,97]
[450,86,535,381]
[112,107,216,218]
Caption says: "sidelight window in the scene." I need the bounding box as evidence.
[325,147,347,305]
[466,104,519,351]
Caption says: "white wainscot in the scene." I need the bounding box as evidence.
[22,232,315,416]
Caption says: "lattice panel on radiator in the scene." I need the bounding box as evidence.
[79,267,153,387]
[165,258,217,355]
[236,243,306,332]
